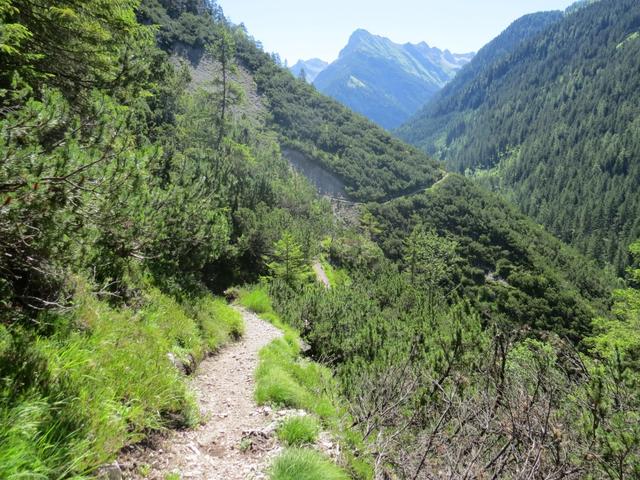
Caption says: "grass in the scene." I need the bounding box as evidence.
[277,416,320,446]
[0,281,244,478]
[269,448,349,480]
[238,285,272,314]
[191,296,244,351]
[319,258,350,288]
[254,337,337,419]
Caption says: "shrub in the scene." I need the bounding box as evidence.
[269,448,349,480]
[277,416,320,446]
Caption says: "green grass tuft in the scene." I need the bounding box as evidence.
[238,286,272,314]
[192,297,245,351]
[277,416,320,446]
[269,448,349,480]
[251,285,374,480]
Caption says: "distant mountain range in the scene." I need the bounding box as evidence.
[289,29,474,129]
[289,58,328,82]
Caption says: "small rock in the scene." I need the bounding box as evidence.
[96,462,122,480]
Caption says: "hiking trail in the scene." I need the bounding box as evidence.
[118,307,283,480]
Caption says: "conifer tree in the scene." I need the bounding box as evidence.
[403,223,458,289]
[266,231,309,286]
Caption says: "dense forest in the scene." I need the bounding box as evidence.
[398,0,640,272]
[1,0,639,478]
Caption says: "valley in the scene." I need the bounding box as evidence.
[1,0,639,479]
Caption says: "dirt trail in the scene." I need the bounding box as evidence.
[119,307,282,480]
[312,261,331,289]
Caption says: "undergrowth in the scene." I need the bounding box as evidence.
[0,280,243,479]
[242,285,374,480]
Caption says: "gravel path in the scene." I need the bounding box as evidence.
[312,261,331,289]
[119,307,283,480]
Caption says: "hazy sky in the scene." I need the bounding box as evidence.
[217,0,576,65]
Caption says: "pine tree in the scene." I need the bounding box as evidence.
[403,223,458,289]
[266,231,309,286]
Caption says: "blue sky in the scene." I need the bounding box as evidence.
[217,0,576,65]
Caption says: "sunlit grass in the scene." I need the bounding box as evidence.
[269,448,349,480]
[277,415,320,446]
[0,283,243,478]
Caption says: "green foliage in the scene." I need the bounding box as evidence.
[255,337,322,412]
[269,266,640,477]
[138,0,223,63]
[266,232,311,287]
[269,448,349,480]
[238,285,273,314]
[403,223,459,288]
[0,283,244,477]
[399,0,640,272]
[368,175,612,340]
[1,0,635,478]
[251,296,373,478]
[588,241,640,364]
[192,297,244,350]
[0,0,153,99]
[277,416,320,446]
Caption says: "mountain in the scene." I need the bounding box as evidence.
[313,29,474,129]
[397,0,640,272]
[231,23,611,335]
[289,58,328,82]
[2,0,635,478]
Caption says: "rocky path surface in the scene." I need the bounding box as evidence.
[119,307,282,480]
[312,261,331,289]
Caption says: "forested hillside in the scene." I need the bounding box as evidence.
[398,0,640,271]
[1,0,638,478]
[0,0,331,475]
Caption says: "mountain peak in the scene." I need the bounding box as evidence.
[315,30,475,129]
[350,28,374,41]
[289,58,329,82]
[344,29,377,50]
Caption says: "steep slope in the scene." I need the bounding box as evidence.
[0,0,628,478]
[228,22,612,335]
[367,174,610,340]
[314,29,473,129]
[397,0,640,270]
[396,9,564,147]
[289,58,328,82]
